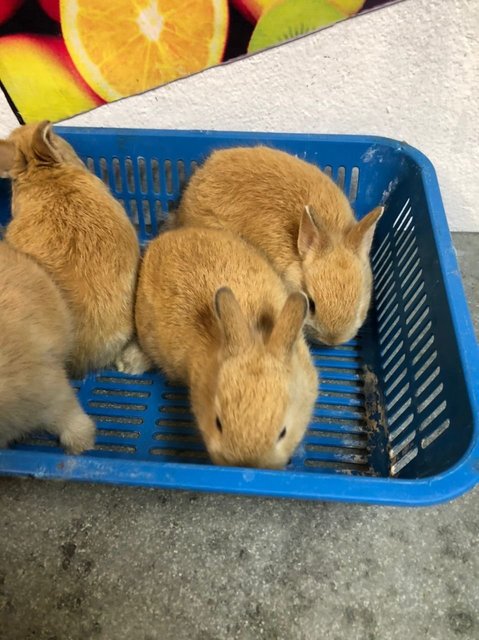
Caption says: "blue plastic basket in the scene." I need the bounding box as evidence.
[0,127,478,506]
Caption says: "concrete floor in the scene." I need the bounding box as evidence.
[0,233,478,640]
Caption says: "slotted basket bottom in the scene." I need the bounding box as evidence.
[0,128,477,506]
[13,340,375,476]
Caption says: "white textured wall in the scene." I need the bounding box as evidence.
[0,0,477,230]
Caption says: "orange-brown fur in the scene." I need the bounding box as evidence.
[178,145,382,345]
[0,241,95,452]
[136,227,318,469]
[0,122,144,377]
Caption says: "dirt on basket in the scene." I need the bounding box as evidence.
[361,365,391,476]
[362,366,387,433]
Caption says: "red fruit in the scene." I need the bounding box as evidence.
[0,0,24,25]
[231,0,275,23]
[38,0,60,22]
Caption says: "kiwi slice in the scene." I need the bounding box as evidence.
[248,0,346,53]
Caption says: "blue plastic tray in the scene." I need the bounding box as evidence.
[0,127,478,506]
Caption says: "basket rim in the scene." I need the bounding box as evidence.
[54,126,429,151]
[0,445,477,506]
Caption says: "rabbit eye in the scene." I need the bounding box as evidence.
[216,417,223,433]
[307,297,316,315]
[278,427,287,441]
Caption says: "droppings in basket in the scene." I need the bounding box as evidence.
[361,365,390,476]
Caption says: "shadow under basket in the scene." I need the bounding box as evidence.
[0,128,478,506]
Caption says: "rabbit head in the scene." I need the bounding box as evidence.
[195,288,314,470]
[298,204,383,345]
[0,121,84,178]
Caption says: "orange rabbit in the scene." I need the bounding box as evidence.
[0,121,147,377]
[136,227,317,469]
[0,241,95,453]
[178,145,383,345]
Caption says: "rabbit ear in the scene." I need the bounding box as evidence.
[0,140,16,175]
[298,205,330,257]
[347,206,384,255]
[268,292,308,360]
[31,121,60,163]
[215,287,251,355]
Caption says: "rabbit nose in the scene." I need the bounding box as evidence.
[322,333,343,346]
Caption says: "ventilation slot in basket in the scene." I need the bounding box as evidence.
[305,343,371,475]
[321,164,360,204]
[349,167,359,202]
[138,158,147,193]
[99,158,109,186]
[152,387,207,464]
[87,373,155,456]
[421,419,450,449]
[36,371,208,463]
[82,154,191,241]
[374,199,451,476]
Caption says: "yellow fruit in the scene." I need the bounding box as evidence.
[328,0,365,14]
[0,35,102,123]
[61,0,229,102]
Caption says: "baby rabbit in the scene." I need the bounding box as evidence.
[0,241,95,453]
[0,121,146,377]
[136,227,318,469]
[177,145,383,346]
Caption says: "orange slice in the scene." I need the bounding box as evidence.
[61,0,229,102]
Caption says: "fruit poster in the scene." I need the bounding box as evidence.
[0,0,401,124]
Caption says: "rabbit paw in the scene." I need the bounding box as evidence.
[116,342,152,375]
[60,414,96,455]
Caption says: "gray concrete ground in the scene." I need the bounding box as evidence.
[0,234,478,640]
